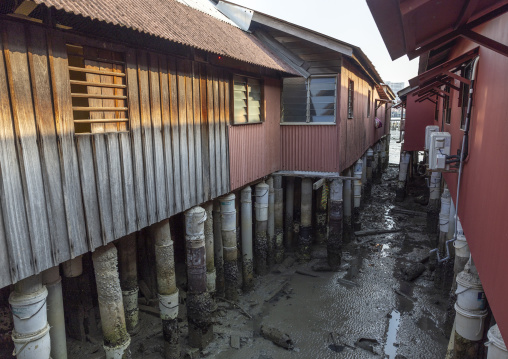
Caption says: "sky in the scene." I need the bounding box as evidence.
[227,0,418,86]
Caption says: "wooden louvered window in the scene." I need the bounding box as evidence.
[67,44,128,134]
[233,75,263,124]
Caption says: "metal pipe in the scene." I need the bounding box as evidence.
[185,207,214,349]
[42,266,67,359]
[118,233,139,335]
[213,200,225,298]
[240,187,254,292]
[255,183,269,274]
[152,219,179,359]
[328,179,343,270]
[92,244,131,359]
[284,177,295,250]
[299,178,313,261]
[203,203,216,294]
[274,175,284,263]
[10,274,51,359]
[267,177,275,267]
[220,195,239,301]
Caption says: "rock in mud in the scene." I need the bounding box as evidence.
[402,262,426,281]
[260,325,294,350]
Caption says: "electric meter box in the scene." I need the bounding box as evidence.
[428,132,451,170]
[425,126,440,151]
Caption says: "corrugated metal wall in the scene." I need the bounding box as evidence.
[229,78,281,190]
[402,93,436,151]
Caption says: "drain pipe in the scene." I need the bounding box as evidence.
[315,181,328,245]
[284,177,295,250]
[240,186,254,292]
[10,274,51,359]
[203,203,216,295]
[42,266,67,359]
[343,169,353,241]
[328,179,343,270]
[274,175,284,263]
[353,159,363,231]
[267,177,275,267]
[152,220,180,359]
[254,182,269,274]
[92,244,131,359]
[213,200,225,298]
[299,178,313,261]
[396,152,410,202]
[118,233,139,335]
[185,207,214,349]
[220,195,239,301]
[365,148,374,199]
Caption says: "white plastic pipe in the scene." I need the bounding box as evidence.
[220,194,239,301]
[240,186,254,291]
[42,266,67,359]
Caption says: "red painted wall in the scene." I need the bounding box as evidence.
[402,92,436,151]
[229,77,281,190]
[431,13,508,340]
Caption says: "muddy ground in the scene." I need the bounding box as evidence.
[1,135,451,358]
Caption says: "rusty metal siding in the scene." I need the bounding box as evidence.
[281,125,339,172]
[229,77,281,190]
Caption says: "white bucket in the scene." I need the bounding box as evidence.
[9,286,48,335]
[12,323,51,359]
[486,324,508,359]
[456,271,486,311]
[455,303,488,341]
[454,234,470,258]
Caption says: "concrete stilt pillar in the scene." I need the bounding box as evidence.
[254,182,269,274]
[343,169,353,241]
[380,139,387,172]
[92,244,131,359]
[353,159,363,232]
[152,219,179,359]
[213,200,225,298]
[240,187,254,292]
[361,154,367,204]
[274,175,284,263]
[435,187,453,292]
[328,179,343,270]
[427,171,442,234]
[62,255,82,278]
[185,207,214,349]
[453,218,470,291]
[220,195,239,301]
[284,177,295,250]
[118,234,139,335]
[42,266,67,359]
[10,274,51,359]
[315,182,328,245]
[203,203,216,294]
[396,152,410,202]
[365,148,374,199]
[267,177,275,267]
[299,178,313,261]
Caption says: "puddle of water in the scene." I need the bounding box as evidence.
[384,310,401,359]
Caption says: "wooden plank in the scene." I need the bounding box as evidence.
[185,60,196,206]
[168,56,182,213]
[192,62,203,205]
[27,26,70,262]
[3,23,53,271]
[106,133,126,239]
[199,63,210,201]
[0,29,33,282]
[91,135,114,244]
[125,49,147,229]
[177,59,191,210]
[213,68,222,195]
[137,51,157,224]
[0,208,12,287]
[206,65,216,199]
[159,55,175,216]
[148,53,167,220]
[119,132,137,234]
[75,136,103,250]
[223,71,230,194]
[218,69,227,196]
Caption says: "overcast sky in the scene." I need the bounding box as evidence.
[227,0,418,86]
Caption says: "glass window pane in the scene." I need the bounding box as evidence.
[309,77,336,123]
[282,77,307,123]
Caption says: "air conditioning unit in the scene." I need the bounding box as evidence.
[429,132,451,170]
[425,126,440,151]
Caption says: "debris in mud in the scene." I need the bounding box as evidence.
[260,325,294,350]
[230,334,240,349]
[295,269,319,278]
[354,337,380,353]
[264,281,289,303]
[337,278,359,288]
[390,207,427,217]
[355,228,403,237]
[402,262,426,281]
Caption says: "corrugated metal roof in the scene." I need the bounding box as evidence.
[33,0,297,74]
